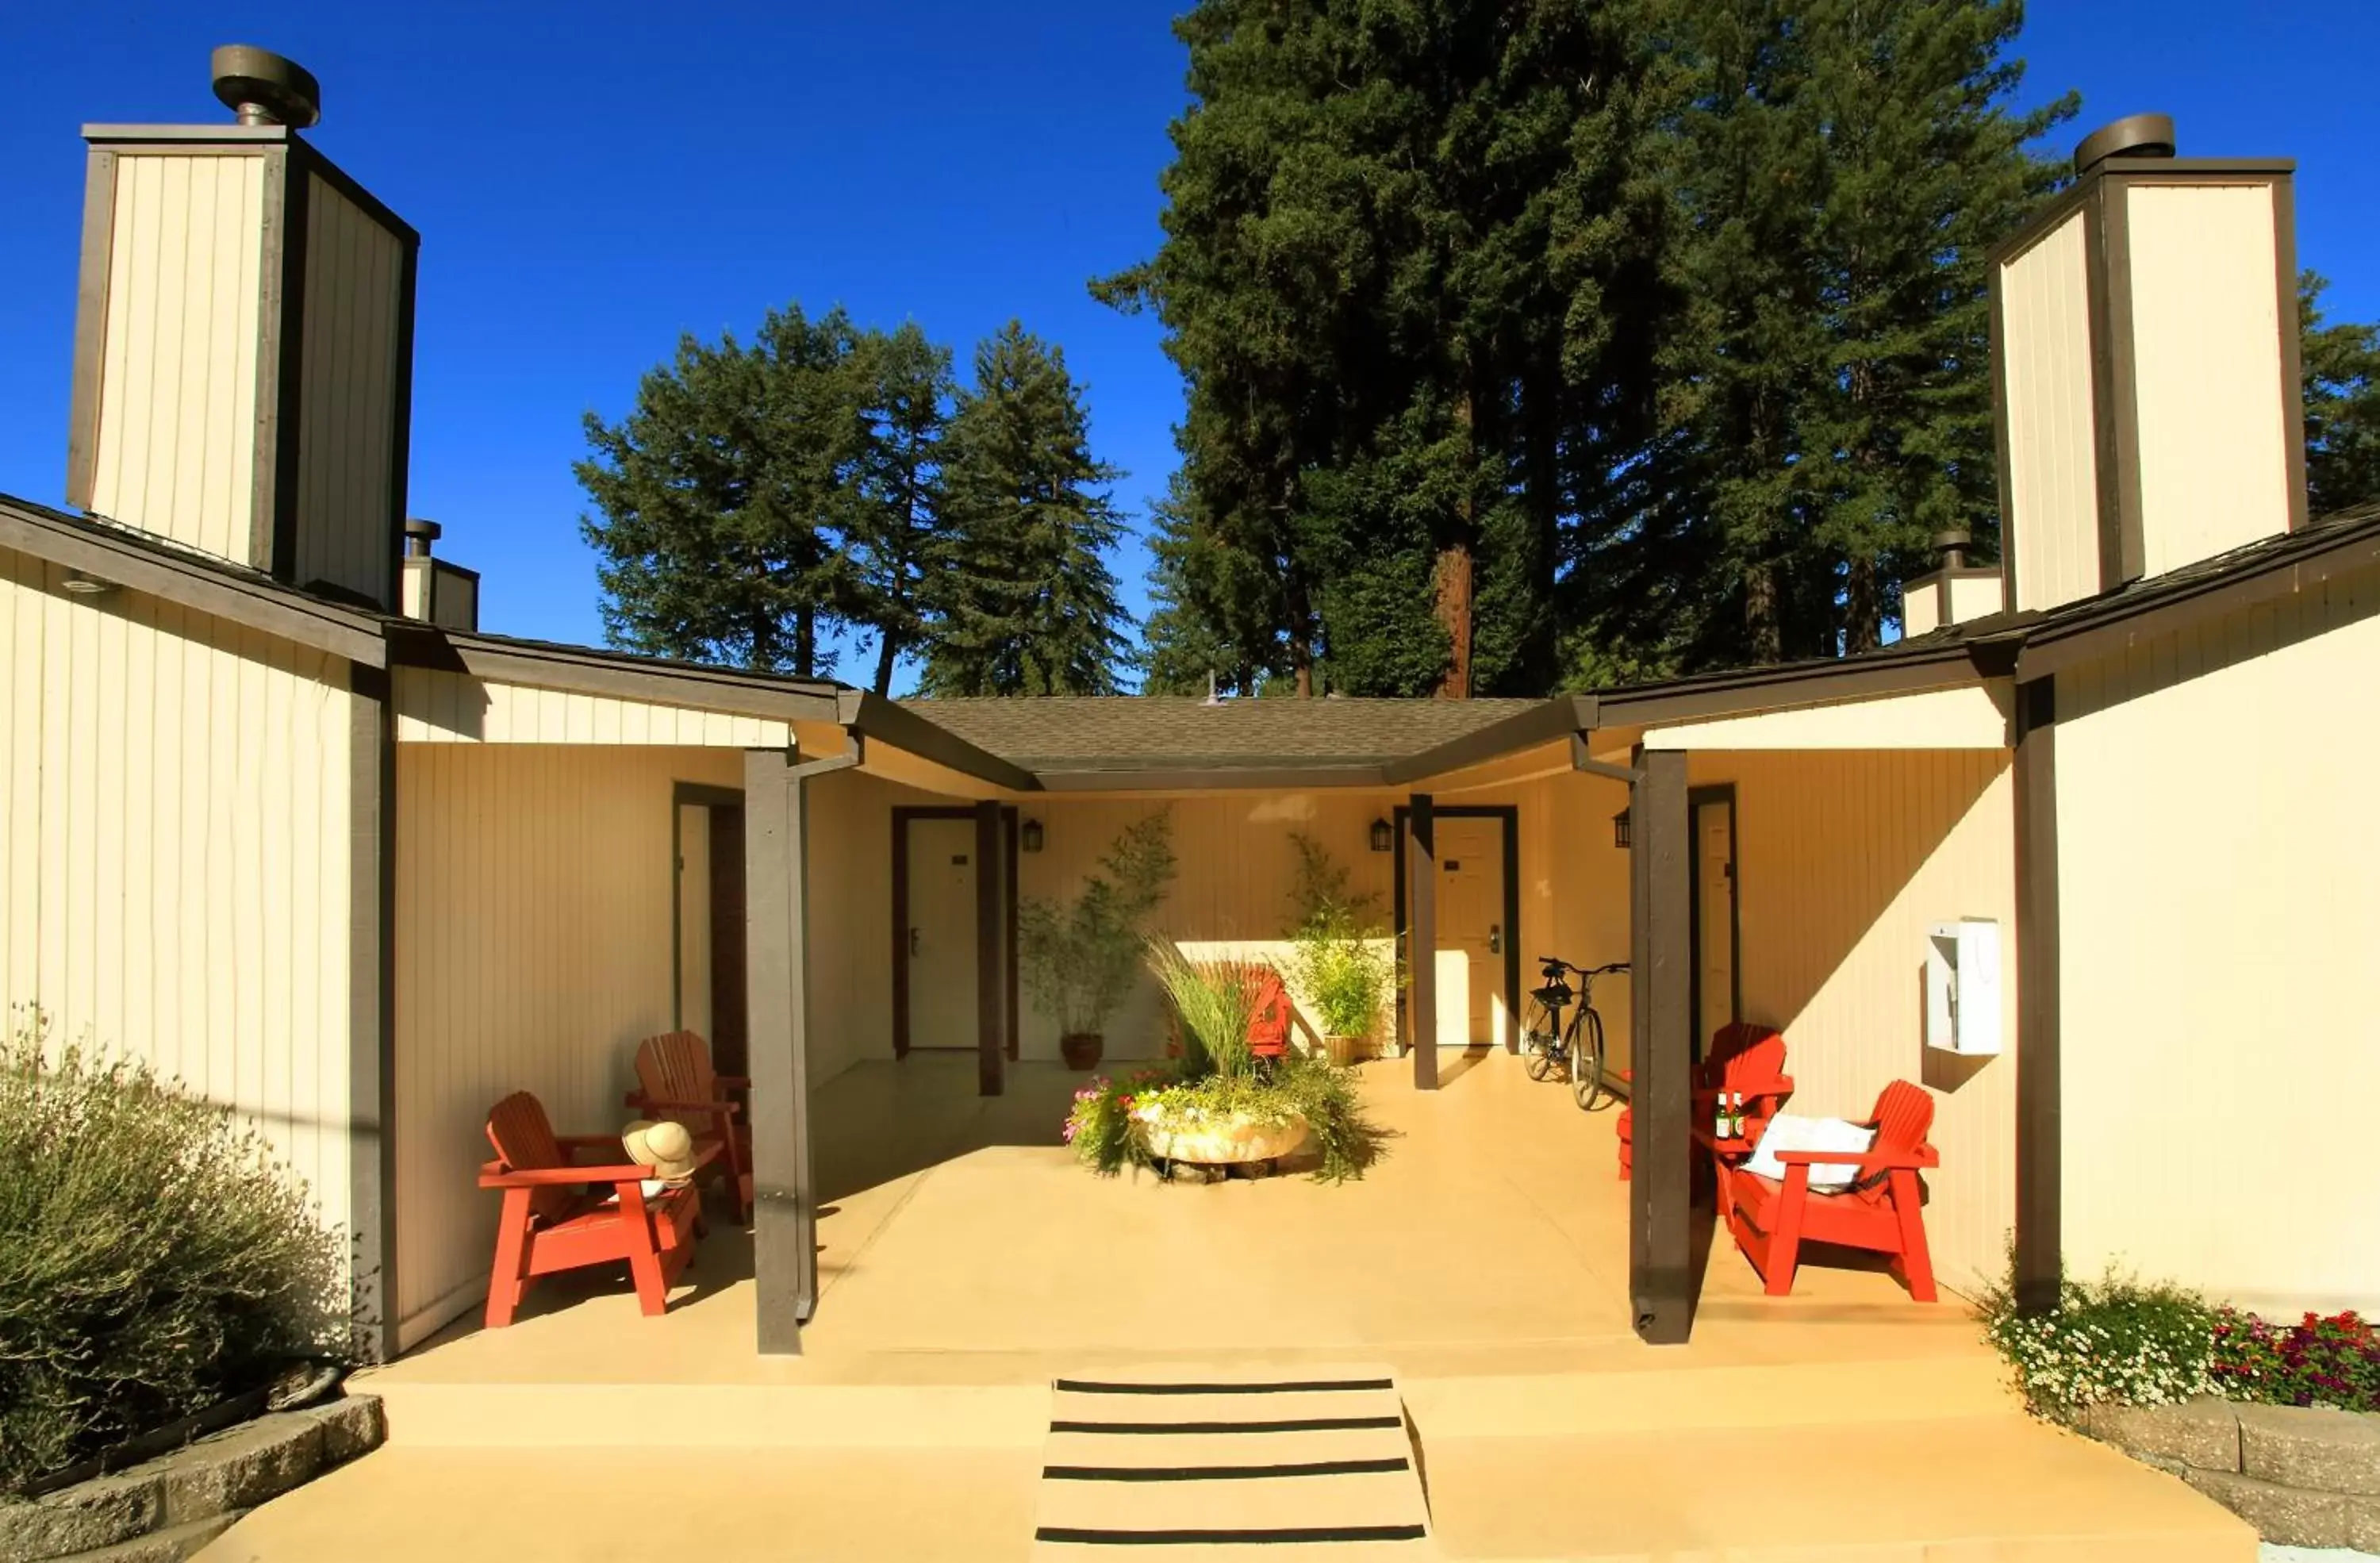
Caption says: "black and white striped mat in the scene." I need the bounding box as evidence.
[1031,1366,1436,1557]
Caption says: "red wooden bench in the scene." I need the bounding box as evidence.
[1616,1021,1795,1180]
[626,1031,752,1223]
[479,1091,717,1328]
[1705,1078,1939,1302]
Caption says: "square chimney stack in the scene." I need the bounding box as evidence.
[1990,113,2305,617]
[65,46,418,612]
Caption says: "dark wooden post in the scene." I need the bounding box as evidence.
[976,798,1006,1097]
[2012,676,2062,1311]
[1407,793,1438,1090]
[746,747,816,1354]
[1629,746,1691,1344]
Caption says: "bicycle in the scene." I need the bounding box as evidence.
[1521,955,1630,1111]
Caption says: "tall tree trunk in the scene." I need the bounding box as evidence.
[795,608,817,681]
[871,630,900,695]
[1844,555,1881,654]
[1745,559,1783,666]
[1436,381,1480,699]
[1523,359,1564,693]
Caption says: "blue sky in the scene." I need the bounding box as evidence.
[3,2,2375,689]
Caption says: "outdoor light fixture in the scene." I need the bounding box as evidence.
[1369,817,1393,853]
[60,571,116,597]
[1612,808,1632,850]
[1020,819,1045,854]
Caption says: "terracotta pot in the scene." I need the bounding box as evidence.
[1136,1108,1310,1166]
[1059,1032,1104,1070]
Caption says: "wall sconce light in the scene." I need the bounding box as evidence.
[1368,817,1394,853]
[60,570,117,597]
[1020,819,1045,854]
[1611,808,1632,850]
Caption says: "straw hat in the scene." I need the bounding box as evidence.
[622,1119,698,1184]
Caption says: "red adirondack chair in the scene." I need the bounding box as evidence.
[1707,1078,1940,1302]
[479,1091,717,1328]
[625,1031,752,1223]
[1616,1022,1795,1181]
[1247,970,1294,1062]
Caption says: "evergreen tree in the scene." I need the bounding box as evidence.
[921,324,1133,695]
[2302,272,2380,518]
[844,323,954,693]
[577,305,865,678]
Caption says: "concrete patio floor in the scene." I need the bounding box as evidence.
[201,1050,2255,1561]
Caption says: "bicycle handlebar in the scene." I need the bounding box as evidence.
[1536,956,1631,977]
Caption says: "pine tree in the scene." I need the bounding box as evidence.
[577,305,864,678]
[844,323,954,693]
[921,324,1133,695]
[2302,272,2380,518]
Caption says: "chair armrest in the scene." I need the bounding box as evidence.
[1775,1143,1938,1169]
[555,1135,630,1156]
[478,1141,720,1189]
[632,1098,741,1120]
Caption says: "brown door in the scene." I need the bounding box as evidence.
[708,804,749,1077]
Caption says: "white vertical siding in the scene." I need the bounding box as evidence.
[2124,182,2293,573]
[0,547,357,1254]
[390,743,745,1345]
[2000,211,2102,614]
[392,667,793,747]
[1686,750,2018,1300]
[802,769,935,1085]
[2057,565,2380,1314]
[85,152,268,564]
[290,174,406,607]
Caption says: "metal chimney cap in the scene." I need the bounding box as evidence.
[2074,113,2175,175]
[404,518,443,541]
[1933,528,1973,569]
[211,45,321,129]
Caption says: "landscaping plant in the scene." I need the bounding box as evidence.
[0,1016,345,1492]
[1979,1264,2219,1415]
[1144,938,1261,1077]
[1017,810,1177,1042]
[2210,1307,2380,1411]
[1284,831,1394,1049]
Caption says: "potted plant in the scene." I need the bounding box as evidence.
[1284,832,1395,1066]
[1017,810,1176,1070]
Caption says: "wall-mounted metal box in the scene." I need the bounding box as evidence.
[1926,918,2002,1056]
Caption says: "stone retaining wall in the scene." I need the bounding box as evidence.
[0,1396,383,1563]
[2079,1397,2380,1550]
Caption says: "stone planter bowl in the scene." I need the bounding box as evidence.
[1135,1109,1310,1166]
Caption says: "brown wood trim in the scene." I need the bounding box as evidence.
[285,135,421,247]
[1989,251,2020,611]
[1390,802,1520,1065]
[382,223,420,613]
[1405,796,1438,1089]
[65,148,117,510]
[840,689,1041,792]
[1381,696,1596,785]
[410,634,844,722]
[2010,678,2061,1313]
[1033,764,1388,793]
[975,800,1005,1096]
[2098,175,2147,586]
[1630,746,1692,1344]
[2081,176,2129,592]
[1594,646,1980,729]
[1685,785,1741,1060]
[1987,177,2095,270]
[892,805,1020,1062]
[2013,517,2380,682]
[670,782,745,1033]
[347,660,398,1365]
[2272,173,2310,534]
[746,748,812,1352]
[0,501,386,665]
[266,148,308,583]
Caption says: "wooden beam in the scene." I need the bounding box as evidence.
[746,748,815,1353]
[976,798,1006,1096]
[1630,747,1692,1344]
[2012,677,2063,1312]
[1407,794,1438,1090]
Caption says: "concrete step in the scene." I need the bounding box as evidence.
[362,1346,2014,1451]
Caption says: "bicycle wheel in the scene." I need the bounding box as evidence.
[1570,1007,1607,1111]
[1521,1000,1560,1081]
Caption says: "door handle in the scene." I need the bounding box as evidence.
[909,927,921,958]
[1488,924,1503,955]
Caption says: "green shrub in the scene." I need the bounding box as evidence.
[1144,939,1260,1078]
[1062,1054,1387,1183]
[1018,811,1176,1039]
[1979,1263,2218,1415]
[0,1016,345,1492]
[1284,833,1394,1041]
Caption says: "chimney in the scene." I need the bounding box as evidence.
[400,518,480,632]
[1901,529,2006,637]
[1988,113,2305,616]
[65,46,419,613]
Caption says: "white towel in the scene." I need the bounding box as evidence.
[1741,1112,1875,1190]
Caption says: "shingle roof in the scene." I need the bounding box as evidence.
[896,695,1545,773]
